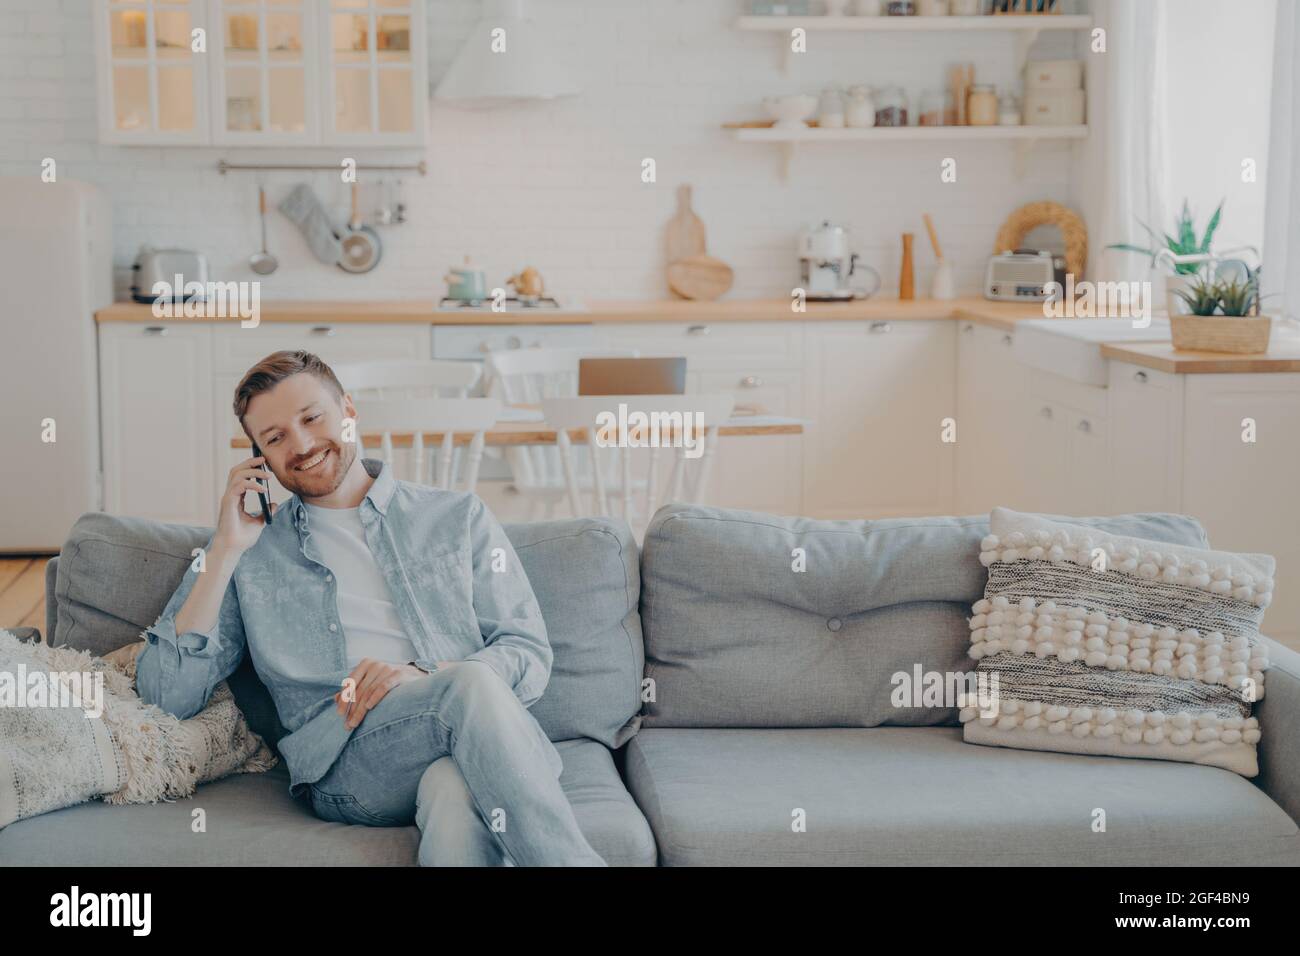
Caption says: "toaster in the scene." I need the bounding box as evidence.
[983,250,1061,302]
[131,246,209,303]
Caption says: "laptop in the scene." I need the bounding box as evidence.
[578,357,687,396]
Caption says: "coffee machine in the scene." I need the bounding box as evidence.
[799,221,881,300]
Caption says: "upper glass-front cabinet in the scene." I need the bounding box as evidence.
[95,0,210,144]
[94,0,426,146]
[212,0,317,144]
[323,0,425,146]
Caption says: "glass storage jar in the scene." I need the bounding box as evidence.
[874,86,908,126]
[967,84,998,126]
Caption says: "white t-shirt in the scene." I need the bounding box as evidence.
[302,501,419,670]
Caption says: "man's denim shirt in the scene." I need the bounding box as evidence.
[136,458,551,795]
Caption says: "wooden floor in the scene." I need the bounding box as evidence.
[1,556,51,637]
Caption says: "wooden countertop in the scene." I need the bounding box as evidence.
[93,297,1300,373]
[94,296,1051,327]
[1099,340,1300,374]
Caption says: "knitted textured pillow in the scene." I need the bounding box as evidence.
[959,508,1273,777]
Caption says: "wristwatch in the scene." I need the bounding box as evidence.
[408,659,439,675]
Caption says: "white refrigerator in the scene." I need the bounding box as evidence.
[0,177,112,552]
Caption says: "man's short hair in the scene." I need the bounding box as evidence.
[233,350,345,437]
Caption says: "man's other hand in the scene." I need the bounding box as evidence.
[334,658,436,729]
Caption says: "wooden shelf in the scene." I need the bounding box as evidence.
[732,124,1088,179]
[735,14,1093,32]
[738,13,1094,76]
[732,124,1087,142]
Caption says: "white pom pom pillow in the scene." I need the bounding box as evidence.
[960,508,1274,777]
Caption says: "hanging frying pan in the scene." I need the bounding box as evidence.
[338,181,382,273]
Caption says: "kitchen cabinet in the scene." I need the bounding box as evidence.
[801,319,955,519]
[320,0,427,146]
[1179,373,1300,643]
[99,323,215,525]
[694,369,802,515]
[1108,363,1183,513]
[956,321,1031,515]
[210,0,319,145]
[1023,370,1110,517]
[94,0,427,147]
[94,0,210,144]
[1105,362,1300,643]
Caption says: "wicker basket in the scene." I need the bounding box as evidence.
[1169,315,1272,354]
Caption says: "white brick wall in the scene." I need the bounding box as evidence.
[0,0,1087,303]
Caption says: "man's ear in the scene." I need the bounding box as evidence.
[342,392,357,422]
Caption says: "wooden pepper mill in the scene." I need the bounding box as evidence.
[899,233,915,300]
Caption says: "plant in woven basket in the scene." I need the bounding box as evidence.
[1107,199,1223,275]
[1173,273,1221,315]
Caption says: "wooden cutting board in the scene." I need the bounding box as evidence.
[667,254,734,301]
[665,184,706,263]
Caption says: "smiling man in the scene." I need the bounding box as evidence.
[135,350,605,867]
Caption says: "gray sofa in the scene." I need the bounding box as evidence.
[2,503,1298,866]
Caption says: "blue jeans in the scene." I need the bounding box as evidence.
[303,661,606,866]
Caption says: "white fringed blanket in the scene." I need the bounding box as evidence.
[0,629,275,829]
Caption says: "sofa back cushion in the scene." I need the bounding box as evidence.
[638,504,1211,729]
[50,511,643,750]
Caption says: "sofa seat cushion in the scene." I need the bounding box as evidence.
[0,739,656,867]
[623,727,1300,866]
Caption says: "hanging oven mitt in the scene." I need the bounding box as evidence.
[278,184,342,265]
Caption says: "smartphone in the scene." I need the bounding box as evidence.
[250,441,273,524]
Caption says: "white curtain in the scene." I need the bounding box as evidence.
[1072,0,1168,288]
[1263,0,1300,325]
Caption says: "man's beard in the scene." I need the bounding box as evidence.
[276,439,356,499]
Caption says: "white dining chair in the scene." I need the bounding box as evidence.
[540,393,735,526]
[333,359,480,401]
[333,360,484,485]
[350,396,502,493]
[485,347,640,519]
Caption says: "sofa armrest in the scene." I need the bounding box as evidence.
[1256,636,1300,825]
[6,626,41,644]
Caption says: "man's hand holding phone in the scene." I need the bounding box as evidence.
[214,453,279,556]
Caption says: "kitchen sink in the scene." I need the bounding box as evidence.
[1013,318,1172,387]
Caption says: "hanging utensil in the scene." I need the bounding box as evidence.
[249,185,278,275]
[373,176,393,225]
[338,181,382,273]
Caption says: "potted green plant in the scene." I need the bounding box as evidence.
[1169,267,1272,353]
[1107,199,1223,315]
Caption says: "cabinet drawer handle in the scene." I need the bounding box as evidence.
[1002,334,1013,346]
[869,321,891,333]
[1134,370,1148,383]
[1077,419,1092,433]
[962,323,974,333]
[1040,406,1053,419]
[739,375,762,388]
[142,326,168,336]
[311,326,336,336]
[687,324,710,336]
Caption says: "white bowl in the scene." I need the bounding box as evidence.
[763,94,817,129]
